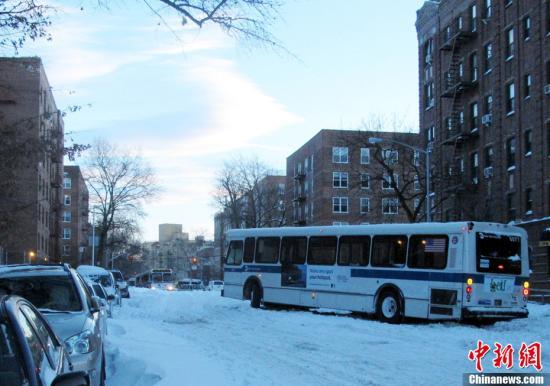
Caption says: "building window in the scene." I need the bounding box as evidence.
[63,245,70,256]
[382,198,399,215]
[525,188,533,213]
[424,38,433,66]
[470,53,478,82]
[360,148,370,164]
[332,172,348,188]
[62,228,71,240]
[426,126,435,142]
[524,74,532,98]
[414,175,421,191]
[484,0,492,18]
[458,111,465,130]
[382,174,398,190]
[505,28,514,59]
[484,43,493,72]
[332,197,348,213]
[332,147,348,163]
[470,102,479,131]
[470,4,477,32]
[64,195,71,205]
[522,16,531,40]
[413,150,421,167]
[504,0,512,7]
[507,193,516,221]
[63,177,72,189]
[425,82,435,108]
[382,149,399,165]
[506,83,515,114]
[484,146,494,167]
[470,152,479,184]
[524,130,532,155]
[361,173,370,189]
[508,172,514,191]
[360,198,370,214]
[63,211,71,222]
[506,137,516,168]
[458,157,465,174]
[547,0,550,34]
[484,94,493,114]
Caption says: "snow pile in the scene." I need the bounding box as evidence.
[106,288,550,386]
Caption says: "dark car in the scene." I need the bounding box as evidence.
[0,264,106,386]
[0,294,90,386]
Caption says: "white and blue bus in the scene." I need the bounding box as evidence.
[222,222,530,323]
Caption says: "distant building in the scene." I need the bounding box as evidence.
[286,129,422,226]
[159,223,186,243]
[61,166,89,266]
[416,0,550,290]
[0,57,64,263]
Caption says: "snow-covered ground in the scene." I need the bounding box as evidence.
[106,288,549,386]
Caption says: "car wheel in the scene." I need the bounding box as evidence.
[250,283,261,308]
[376,290,403,324]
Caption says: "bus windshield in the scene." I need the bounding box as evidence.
[476,232,522,275]
[152,273,173,283]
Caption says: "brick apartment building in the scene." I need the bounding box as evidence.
[0,57,64,264]
[416,0,550,289]
[61,166,89,266]
[286,130,422,226]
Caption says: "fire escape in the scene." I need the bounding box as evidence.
[292,166,306,226]
[439,15,479,216]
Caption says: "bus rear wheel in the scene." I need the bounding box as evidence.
[376,290,403,324]
[250,283,262,308]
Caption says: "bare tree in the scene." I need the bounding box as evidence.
[84,140,160,267]
[0,0,52,52]
[212,155,285,229]
[1,0,284,54]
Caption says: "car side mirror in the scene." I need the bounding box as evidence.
[90,297,101,314]
[52,371,89,386]
[107,294,115,301]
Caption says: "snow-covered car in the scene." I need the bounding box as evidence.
[0,264,105,386]
[0,294,90,386]
[109,270,129,298]
[176,279,192,291]
[77,265,120,305]
[207,280,224,291]
[191,279,204,290]
[85,279,112,329]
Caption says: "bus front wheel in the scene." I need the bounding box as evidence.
[376,290,403,324]
[250,283,262,308]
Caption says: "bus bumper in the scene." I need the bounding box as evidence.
[461,306,529,320]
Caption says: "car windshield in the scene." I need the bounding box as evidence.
[0,276,82,312]
[111,272,124,281]
[476,232,522,275]
[0,322,25,385]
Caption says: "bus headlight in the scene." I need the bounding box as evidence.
[65,330,93,355]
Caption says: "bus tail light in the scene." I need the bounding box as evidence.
[522,282,529,300]
[466,278,473,286]
[466,286,473,295]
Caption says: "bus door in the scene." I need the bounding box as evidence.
[409,234,461,319]
[223,240,245,298]
[279,237,307,305]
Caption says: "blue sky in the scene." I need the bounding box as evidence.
[22,0,426,241]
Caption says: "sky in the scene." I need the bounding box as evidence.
[19,0,427,241]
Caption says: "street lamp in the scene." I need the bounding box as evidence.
[368,137,433,222]
[27,250,36,264]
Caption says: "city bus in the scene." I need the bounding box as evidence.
[222,222,530,323]
[135,268,175,290]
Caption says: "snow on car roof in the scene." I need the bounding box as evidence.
[77,265,110,275]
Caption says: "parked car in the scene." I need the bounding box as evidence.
[0,264,106,386]
[191,279,204,290]
[207,280,224,291]
[176,279,192,291]
[127,278,136,287]
[85,279,112,328]
[77,265,120,306]
[0,294,90,386]
[109,270,129,298]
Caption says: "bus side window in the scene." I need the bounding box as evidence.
[255,237,280,264]
[307,236,337,265]
[226,240,244,265]
[281,237,307,265]
[408,235,448,269]
[371,235,407,268]
[338,236,370,266]
[243,238,255,263]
